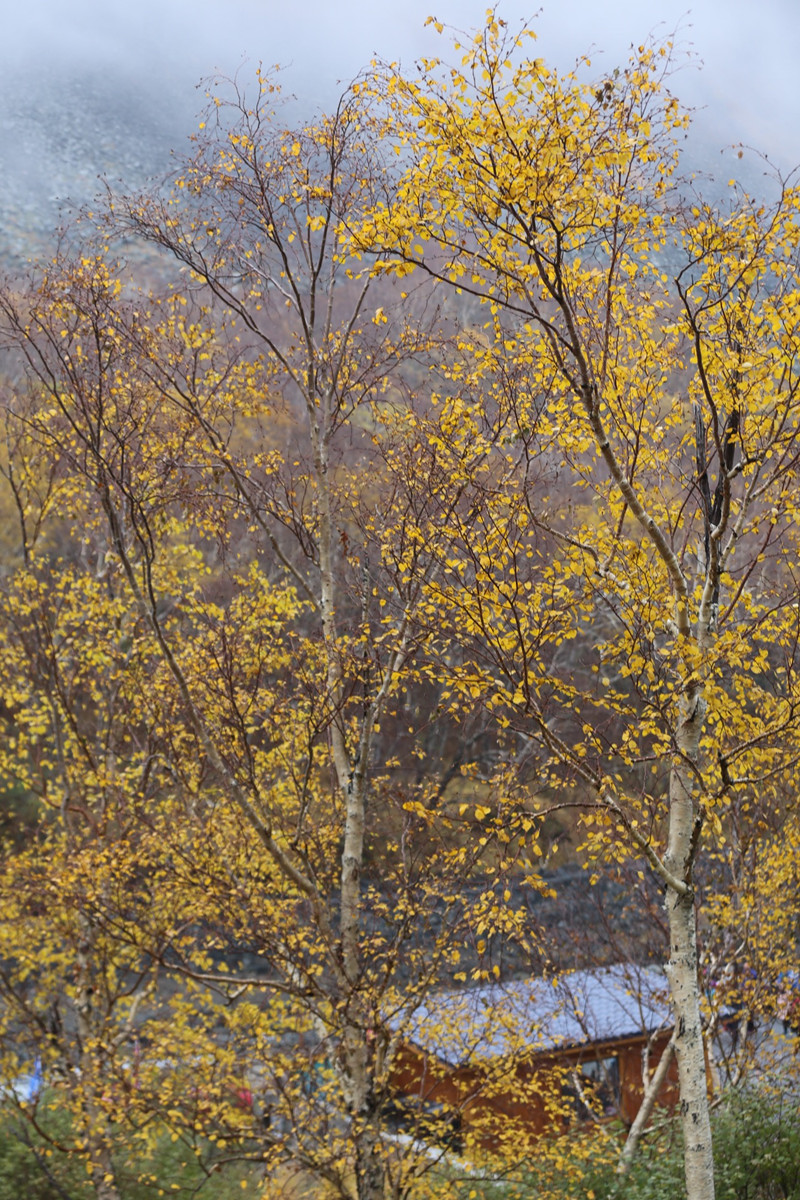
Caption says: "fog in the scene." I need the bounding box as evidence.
[1,0,797,260]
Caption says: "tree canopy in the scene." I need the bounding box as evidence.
[0,17,797,1200]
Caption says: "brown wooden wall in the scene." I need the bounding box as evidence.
[387,1032,678,1150]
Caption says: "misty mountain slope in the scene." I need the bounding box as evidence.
[0,28,785,271]
[0,64,193,263]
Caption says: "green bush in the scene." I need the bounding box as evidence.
[712,1089,800,1200]
[458,1087,800,1200]
[0,1102,92,1200]
[541,1087,800,1200]
[0,1093,262,1199]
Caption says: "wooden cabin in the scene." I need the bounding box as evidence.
[387,965,678,1150]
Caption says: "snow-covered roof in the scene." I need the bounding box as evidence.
[396,965,673,1067]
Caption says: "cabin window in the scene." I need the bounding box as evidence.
[564,1054,620,1120]
[384,1094,463,1150]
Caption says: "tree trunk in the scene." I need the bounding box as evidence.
[666,889,714,1200]
[664,697,715,1200]
[75,919,122,1200]
[354,1120,386,1200]
[313,392,385,1200]
[617,1036,675,1175]
[87,1139,122,1200]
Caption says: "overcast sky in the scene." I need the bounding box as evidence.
[0,0,797,248]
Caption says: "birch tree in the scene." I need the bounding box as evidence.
[364,18,800,1199]
[0,80,544,1199]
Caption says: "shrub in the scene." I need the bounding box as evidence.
[460,1086,800,1200]
[0,1093,262,1199]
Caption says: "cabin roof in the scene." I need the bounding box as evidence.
[396,965,673,1067]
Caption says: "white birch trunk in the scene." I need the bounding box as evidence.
[314,391,386,1200]
[664,695,715,1200]
[586,391,716,1198]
